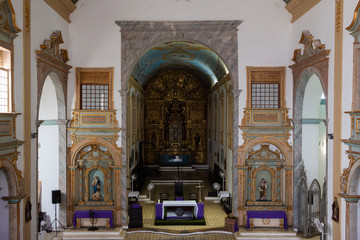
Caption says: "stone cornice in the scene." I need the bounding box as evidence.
[286,0,321,23]
[116,21,242,32]
[43,0,76,23]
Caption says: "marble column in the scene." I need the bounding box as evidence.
[120,89,129,226]
[232,89,241,219]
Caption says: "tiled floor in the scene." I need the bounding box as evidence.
[138,201,228,231]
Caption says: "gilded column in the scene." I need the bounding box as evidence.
[23,0,32,239]
[333,0,343,239]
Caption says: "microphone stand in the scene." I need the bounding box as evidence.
[88,210,98,231]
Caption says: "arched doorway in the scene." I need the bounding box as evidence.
[118,21,241,225]
[38,73,65,229]
[36,31,71,228]
[290,31,330,232]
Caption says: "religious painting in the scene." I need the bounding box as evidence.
[89,169,104,201]
[255,169,271,201]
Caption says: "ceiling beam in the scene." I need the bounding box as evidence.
[286,0,322,23]
[44,0,76,23]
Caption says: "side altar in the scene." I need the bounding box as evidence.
[236,67,293,228]
[67,107,122,227]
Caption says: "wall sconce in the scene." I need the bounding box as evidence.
[328,133,334,140]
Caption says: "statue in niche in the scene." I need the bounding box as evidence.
[151,132,156,149]
[194,133,200,149]
[257,178,268,201]
[91,176,102,201]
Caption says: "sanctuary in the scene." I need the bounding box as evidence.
[1,0,360,240]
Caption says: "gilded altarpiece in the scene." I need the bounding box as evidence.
[144,70,207,165]
[68,68,122,226]
[237,67,293,227]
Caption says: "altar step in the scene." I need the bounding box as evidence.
[62,227,125,240]
[159,166,195,172]
[235,228,300,240]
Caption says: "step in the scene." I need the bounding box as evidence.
[235,229,300,240]
[62,227,125,240]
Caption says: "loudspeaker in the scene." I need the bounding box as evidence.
[52,190,61,204]
[129,206,143,228]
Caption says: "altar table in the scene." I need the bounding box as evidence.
[156,200,204,220]
[246,211,287,229]
[73,210,113,228]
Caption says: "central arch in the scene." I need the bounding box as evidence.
[117,21,241,225]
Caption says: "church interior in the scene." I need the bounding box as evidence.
[1,0,360,239]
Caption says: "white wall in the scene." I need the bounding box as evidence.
[0,169,9,240]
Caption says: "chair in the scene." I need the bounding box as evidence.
[189,192,198,202]
[159,192,169,202]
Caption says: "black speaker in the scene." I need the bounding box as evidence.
[52,190,61,204]
[129,206,143,228]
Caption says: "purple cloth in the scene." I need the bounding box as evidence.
[155,203,162,220]
[175,197,184,201]
[131,204,140,208]
[246,211,287,229]
[197,203,204,219]
[73,210,113,227]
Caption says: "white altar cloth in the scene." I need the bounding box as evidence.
[162,200,198,219]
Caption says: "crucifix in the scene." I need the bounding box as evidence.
[196,183,204,203]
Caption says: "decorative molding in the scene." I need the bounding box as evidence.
[292,30,327,63]
[38,31,69,63]
[0,0,21,39]
[285,0,321,23]
[346,0,360,40]
[336,0,343,37]
[43,0,76,23]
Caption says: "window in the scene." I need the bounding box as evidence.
[246,67,285,109]
[251,83,279,108]
[81,84,109,110]
[75,68,114,110]
[0,67,9,112]
[0,48,11,113]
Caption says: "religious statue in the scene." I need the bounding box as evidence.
[91,176,102,201]
[332,197,339,222]
[257,178,268,201]
[25,197,32,222]
[194,133,200,149]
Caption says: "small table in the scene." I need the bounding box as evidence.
[246,211,287,229]
[73,210,113,228]
[128,191,140,198]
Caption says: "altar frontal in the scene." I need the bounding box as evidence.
[155,200,205,225]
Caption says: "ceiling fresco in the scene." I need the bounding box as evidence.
[131,41,229,89]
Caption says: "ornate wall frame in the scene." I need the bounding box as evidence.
[36,30,71,225]
[289,30,330,229]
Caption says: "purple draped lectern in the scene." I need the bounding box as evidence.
[73,210,113,228]
[246,210,287,229]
